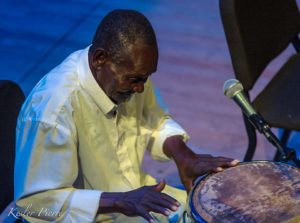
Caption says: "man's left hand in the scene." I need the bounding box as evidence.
[163,135,239,193]
[175,152,239,192]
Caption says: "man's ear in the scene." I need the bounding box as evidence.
[91,48,108,70]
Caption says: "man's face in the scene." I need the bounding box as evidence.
[92,42,158,104]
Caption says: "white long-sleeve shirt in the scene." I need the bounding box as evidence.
[14,46,188,223]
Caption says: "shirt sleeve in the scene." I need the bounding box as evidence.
[142,79,189,161]
[14,117,101,223]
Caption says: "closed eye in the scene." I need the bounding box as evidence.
[129,76,148,83]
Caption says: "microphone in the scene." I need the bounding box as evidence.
[223,78,287,160]
[223,79,268,133]
[223,79,256,118]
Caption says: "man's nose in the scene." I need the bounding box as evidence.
[132,82,145,93]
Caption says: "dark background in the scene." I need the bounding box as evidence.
[1,0,299,186]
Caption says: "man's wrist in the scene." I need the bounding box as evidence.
[97,192,124,214]
[163,135,195,165]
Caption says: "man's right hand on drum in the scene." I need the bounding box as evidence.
[98,180,180,223]
[163,135,240,192]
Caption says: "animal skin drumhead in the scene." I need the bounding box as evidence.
[190,162,300,223]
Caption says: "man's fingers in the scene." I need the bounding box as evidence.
[150,193,180,211]
[145,203,173,216]
[210,159,239,173]
[211,166,224,172]
[193,156,239,170]
[213,159,240,169]
[152,179,166,192]
[196,154,213,158]
[157,192,180,205]
[230,159,240,166]
[213,157,240,166]
[139,208,156,223]
[201,156,239,165]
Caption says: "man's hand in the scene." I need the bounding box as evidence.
[176,153,239,192]
[98,180,180,223]
[163,135,239,192]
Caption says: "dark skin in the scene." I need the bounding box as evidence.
[88,39,239,223]
[89,40,157,105]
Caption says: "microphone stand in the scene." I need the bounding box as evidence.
[248,114,300,168]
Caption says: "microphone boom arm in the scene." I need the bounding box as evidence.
[248,114,288,160]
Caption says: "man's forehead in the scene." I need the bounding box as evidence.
[116,42,158,74]
[125,40,158,55]
[109,58,155,78]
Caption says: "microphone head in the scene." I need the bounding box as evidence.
[223,79,244,98]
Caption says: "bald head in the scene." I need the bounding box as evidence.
[91,9,158,64]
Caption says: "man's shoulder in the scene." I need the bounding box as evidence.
[20,82,79,125]
[20,50,86,124]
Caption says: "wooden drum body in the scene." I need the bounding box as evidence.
[185,161,300,223]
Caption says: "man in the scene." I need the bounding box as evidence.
[14,10,239,222]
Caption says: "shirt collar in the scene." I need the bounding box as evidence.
[77,46,117,115]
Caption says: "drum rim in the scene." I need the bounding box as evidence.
[187,160,300,223]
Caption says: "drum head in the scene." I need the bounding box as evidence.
[190,161,300,223]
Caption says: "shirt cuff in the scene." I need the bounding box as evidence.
[68,189,102,222]
[150,119,189,161]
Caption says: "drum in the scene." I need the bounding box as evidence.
[184,161,300,223]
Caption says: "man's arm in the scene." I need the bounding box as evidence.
[163,135,239,192]
[15,119,101,222]
[140,79,238,191]
[141,79,189,161]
